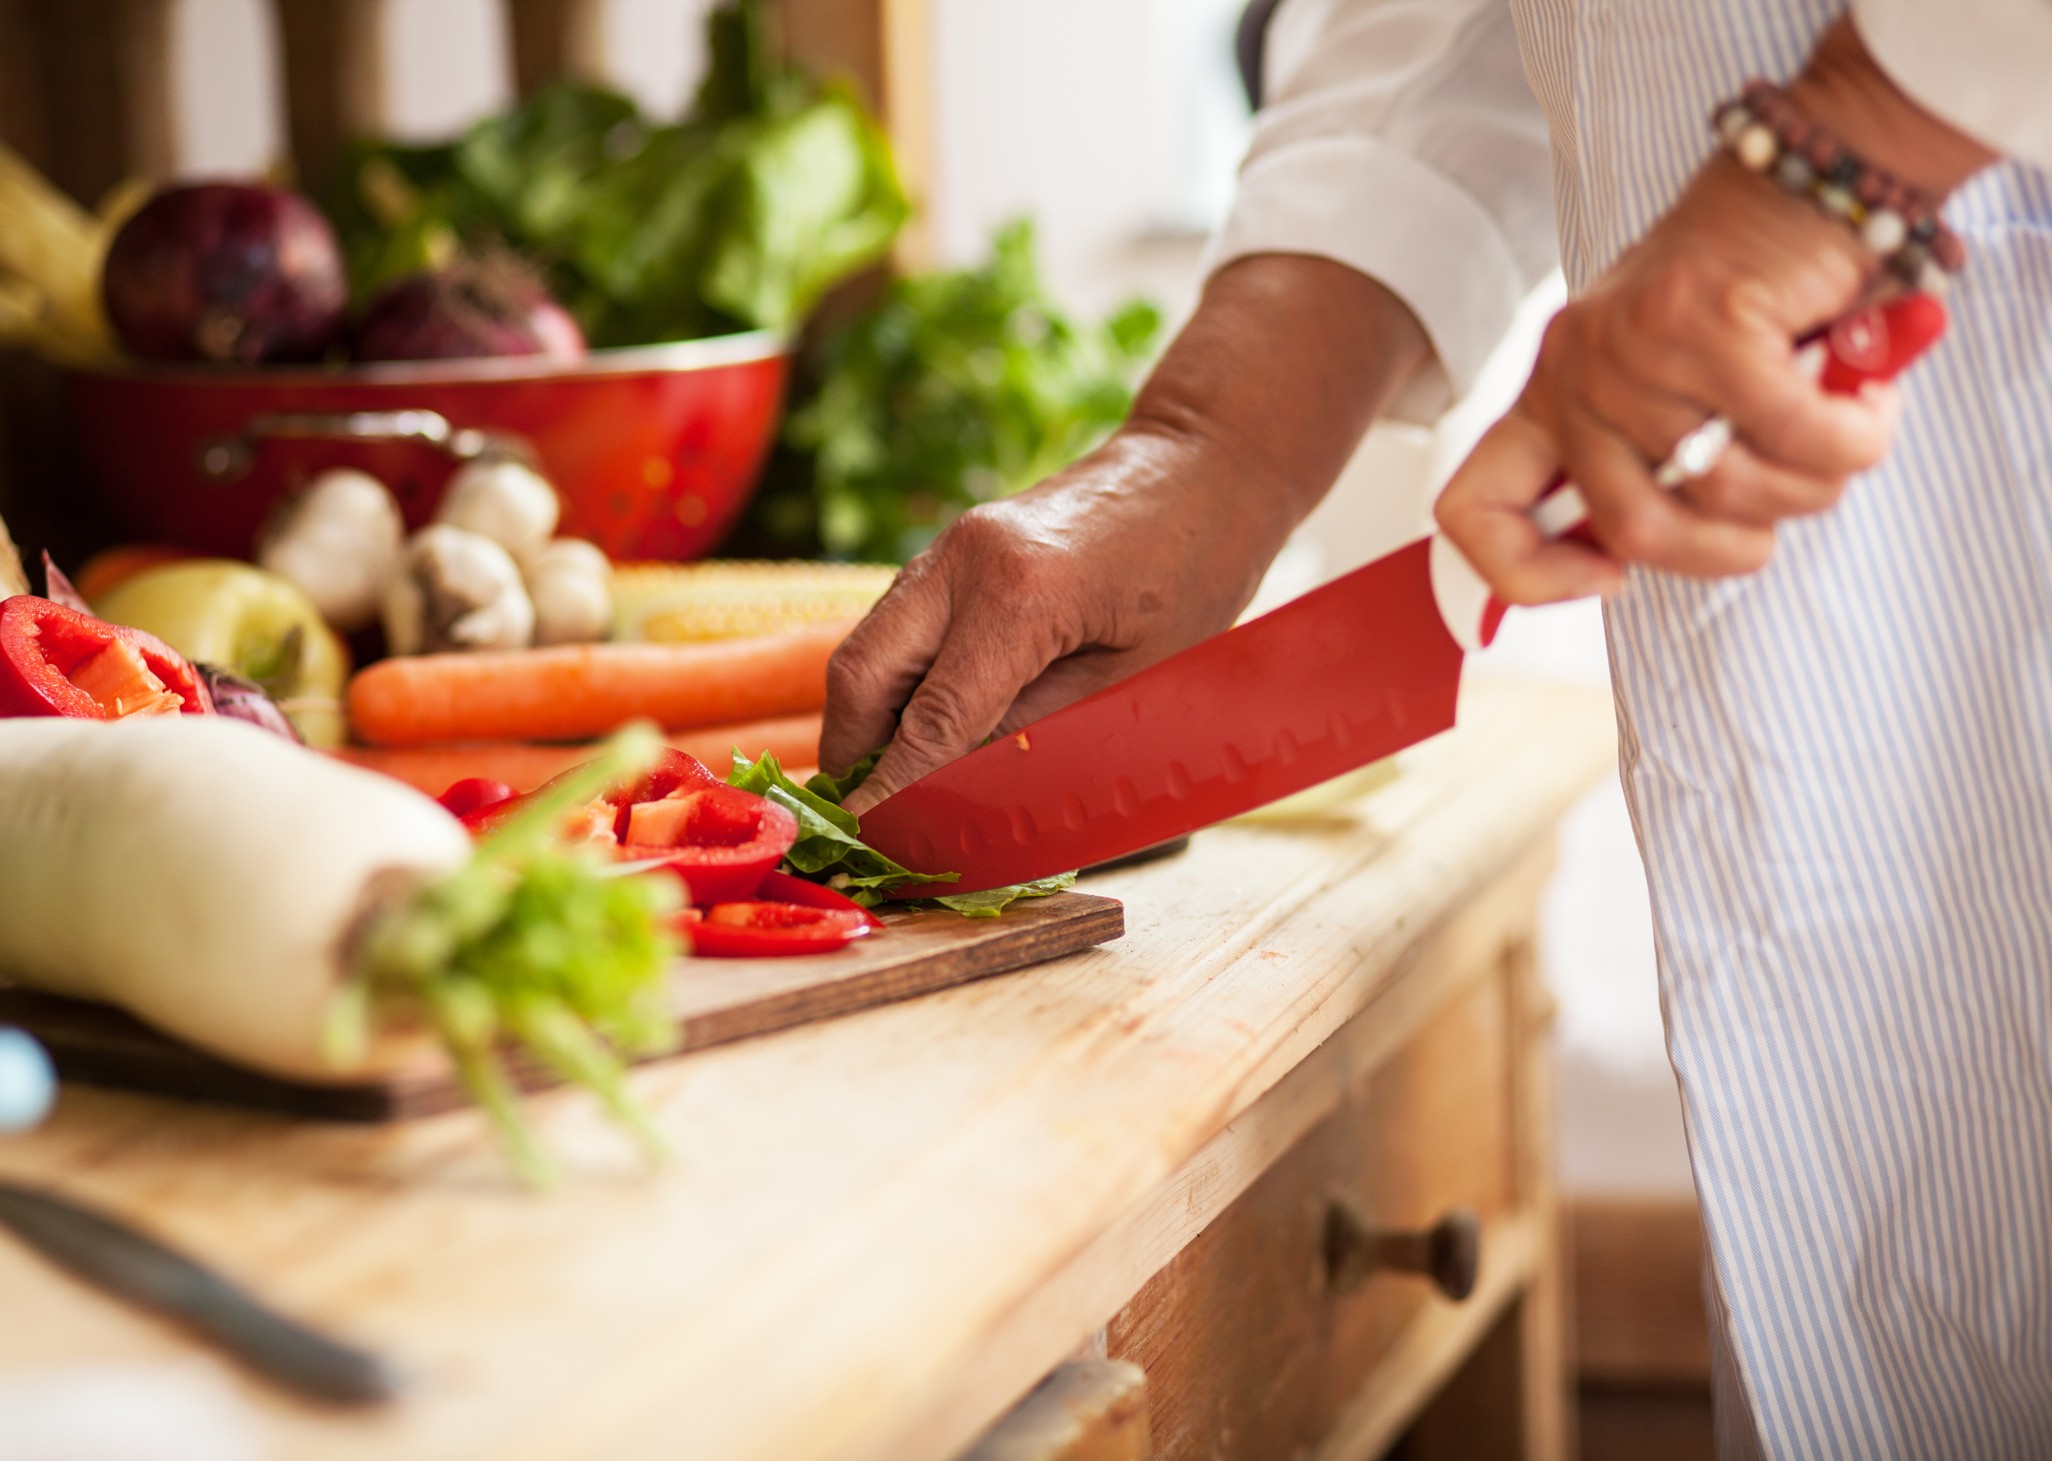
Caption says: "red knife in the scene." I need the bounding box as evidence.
[860,295,1949,893]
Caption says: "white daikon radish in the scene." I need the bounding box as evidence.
[0,717,680,1181]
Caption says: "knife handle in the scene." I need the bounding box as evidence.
[1429,292,1950,652]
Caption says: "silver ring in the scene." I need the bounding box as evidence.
[1653,415,1733,489]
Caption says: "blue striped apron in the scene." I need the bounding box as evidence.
[1507,2,2052,1455]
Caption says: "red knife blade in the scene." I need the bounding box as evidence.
[859,295,1948,893]
[860,536,1464,891]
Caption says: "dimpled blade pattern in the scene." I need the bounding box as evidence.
[859,537,1466,893]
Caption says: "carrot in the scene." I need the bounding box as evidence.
[332,712,826,795]
[346,621,853,747]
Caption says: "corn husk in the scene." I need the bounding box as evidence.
[0,143,121,367]
[0,509,28,599]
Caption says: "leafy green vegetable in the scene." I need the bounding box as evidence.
[353,727,683,1186]
[326,0,905,347]
[727,746,1075,916]
[929,874,1077,919]
[743,220,1162,562]
[801,750,879,806]
[726,748,953,904]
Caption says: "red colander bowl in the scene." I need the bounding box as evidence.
[66,331,789,561]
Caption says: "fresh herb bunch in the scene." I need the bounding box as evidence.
[325,0,906,346]
[746,221,1162,563]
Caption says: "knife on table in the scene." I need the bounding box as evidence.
[0,1179,401,1405]
[860,295,1949,894]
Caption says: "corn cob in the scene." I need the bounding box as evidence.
[613,560,897,644]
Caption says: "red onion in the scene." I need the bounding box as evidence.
[102,183,348,364]
[352,259,587,365]
[193,665,302,743]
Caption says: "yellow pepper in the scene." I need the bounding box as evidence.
[94,560,350,747]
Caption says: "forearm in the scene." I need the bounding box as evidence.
[1790,17,1997,200]
[1118,253,1431,540]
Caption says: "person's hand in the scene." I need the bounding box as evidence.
[824,436,1284,815]
[1434,17,1994,605]
[825,256,1432,814]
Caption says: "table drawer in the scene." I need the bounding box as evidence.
[1105,960,1523,1461]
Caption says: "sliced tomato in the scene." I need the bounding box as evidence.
[685,899,876,957]
[437,777,518,819]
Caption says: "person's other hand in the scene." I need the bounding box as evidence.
[1434,17,1993,606]
[826,256,1431,814]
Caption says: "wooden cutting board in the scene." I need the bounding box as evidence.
[0,892,1123,1122]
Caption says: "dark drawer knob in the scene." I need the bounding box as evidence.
[1323,1203,1481,1302]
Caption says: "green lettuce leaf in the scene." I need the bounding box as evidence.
[726,749,954,904]
[929,873,1076,919]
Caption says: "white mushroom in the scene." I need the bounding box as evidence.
[255,468,405,632]
[434,456,560,565]
[524,538,614,646]
[383,525,535,656]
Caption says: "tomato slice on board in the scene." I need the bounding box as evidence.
[684,899,876,957]
[437,777,518,820]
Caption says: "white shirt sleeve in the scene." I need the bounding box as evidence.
[1851,0,2052,169]
[1206,0,1556,422]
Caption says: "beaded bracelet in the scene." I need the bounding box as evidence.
[1712,79,1966,293]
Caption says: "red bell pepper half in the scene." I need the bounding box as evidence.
[0,595,211,720]
[684,897,877,957]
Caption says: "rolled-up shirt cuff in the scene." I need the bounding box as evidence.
[1852,0,2052,169]
[1204,135,1531,424]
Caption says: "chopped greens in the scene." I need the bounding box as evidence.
[325,0,905,347]
[726,747,1075,916]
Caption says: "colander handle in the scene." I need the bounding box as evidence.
[196,410,536,482]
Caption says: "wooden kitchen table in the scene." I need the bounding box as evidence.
[0,677,1616,1461]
